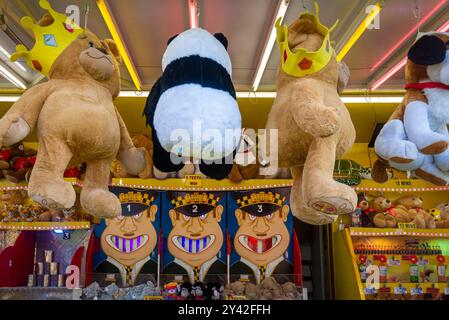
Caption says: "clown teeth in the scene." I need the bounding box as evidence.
[173,235,215,253]
[106,235,148,253]
[239,235,281,254]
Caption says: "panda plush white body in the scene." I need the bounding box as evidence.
[144,28,242,180]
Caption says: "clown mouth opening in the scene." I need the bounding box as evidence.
[106,235,148,253]
[239,235,281,254]
[172,235,215,254]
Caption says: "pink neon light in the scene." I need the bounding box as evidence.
[371,0,448,72]
[189,0,198,29]
[371,57,407,91]
[371,18,449,91]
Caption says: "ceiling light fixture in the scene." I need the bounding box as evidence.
[251,0,290,92]
[188,0,199,29]
[0,64,26,89]
[96,0,142,91]
[337,0,383,61]
[371,18,449,91]
[370,0,447,72]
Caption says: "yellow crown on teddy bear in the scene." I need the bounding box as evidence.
[10,0,84,77]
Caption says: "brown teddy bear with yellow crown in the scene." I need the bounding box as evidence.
[265,4,356,225]
[0,1,145,218]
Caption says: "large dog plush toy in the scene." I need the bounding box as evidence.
[144,28,242,180]
[0,1,145,218]
[265,4,356,225]
[373,32,449,185]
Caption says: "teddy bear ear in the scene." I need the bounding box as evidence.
[214,33,228,50]
[408,35,446,65]
[103,39,122,64]
[167,34,179,46]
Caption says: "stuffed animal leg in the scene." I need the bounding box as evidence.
[414,154,449,185]
[290,166,337,225]
[80,158,120,218]
[403,100,449,153]
[375,119,422,167]
[301,136,357,217]
[28,136,76,209]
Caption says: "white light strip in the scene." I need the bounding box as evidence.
[0,96,20,102]
[341,96,403,104]
[0,65,26,89]
[119,91,149,97]
[0,45,27,72]
[118,91,403,104]
[252,0,290,92]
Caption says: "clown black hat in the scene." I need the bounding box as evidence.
[232,190,287,216]
[111,187,157,217]
[169,192,221,216]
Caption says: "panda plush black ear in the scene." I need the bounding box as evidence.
[167,34,179,46]
[408,35,447,65]
[214,33,228,50]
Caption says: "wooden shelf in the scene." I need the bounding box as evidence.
[0,221,91,231]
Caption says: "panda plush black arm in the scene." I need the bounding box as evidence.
[143,77,185,173]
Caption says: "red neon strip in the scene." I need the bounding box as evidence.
[371,0,448,72]
[371,18,449,91]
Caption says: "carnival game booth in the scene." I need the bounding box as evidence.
[0,0,449,301]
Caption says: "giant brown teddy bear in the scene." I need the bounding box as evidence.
[0,11,145,218]
[265,9,356,225]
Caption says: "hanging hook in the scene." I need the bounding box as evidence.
[413,0,421,33]
[84,0,90,29]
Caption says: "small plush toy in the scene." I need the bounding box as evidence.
[177,282,193,300]
[0,142,37,183]
[229,128,262,183]
[191,282,205,300]
[394,195,436,229]
[144,28,242,180]
[369,196,398,228]
[373,32,449,185]
[0,1,145,218]
[265,3,357,225]
[435,203,449,228]
[354,193,372,227]
[163,282,179,300]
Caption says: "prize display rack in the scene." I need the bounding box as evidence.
[333,178,449,300]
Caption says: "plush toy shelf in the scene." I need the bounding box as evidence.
[109,178,294,191]
[363,282,449,292]
[354,179,449,192]
[350,227,449,238]
[0,178,78,191]
[0,221,91,231]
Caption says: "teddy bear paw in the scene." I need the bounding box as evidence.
[80,189,121,219]
[117,147,147,176]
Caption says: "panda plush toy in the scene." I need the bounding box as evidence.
[144,28,242,180]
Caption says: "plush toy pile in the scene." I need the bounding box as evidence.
[0,1,145,219]
[0,189,92,223]
[224,278,301,300]
[144,28,242,181]
[352,193,440,229]
[373,32,449,185]
[265,4,356,225]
